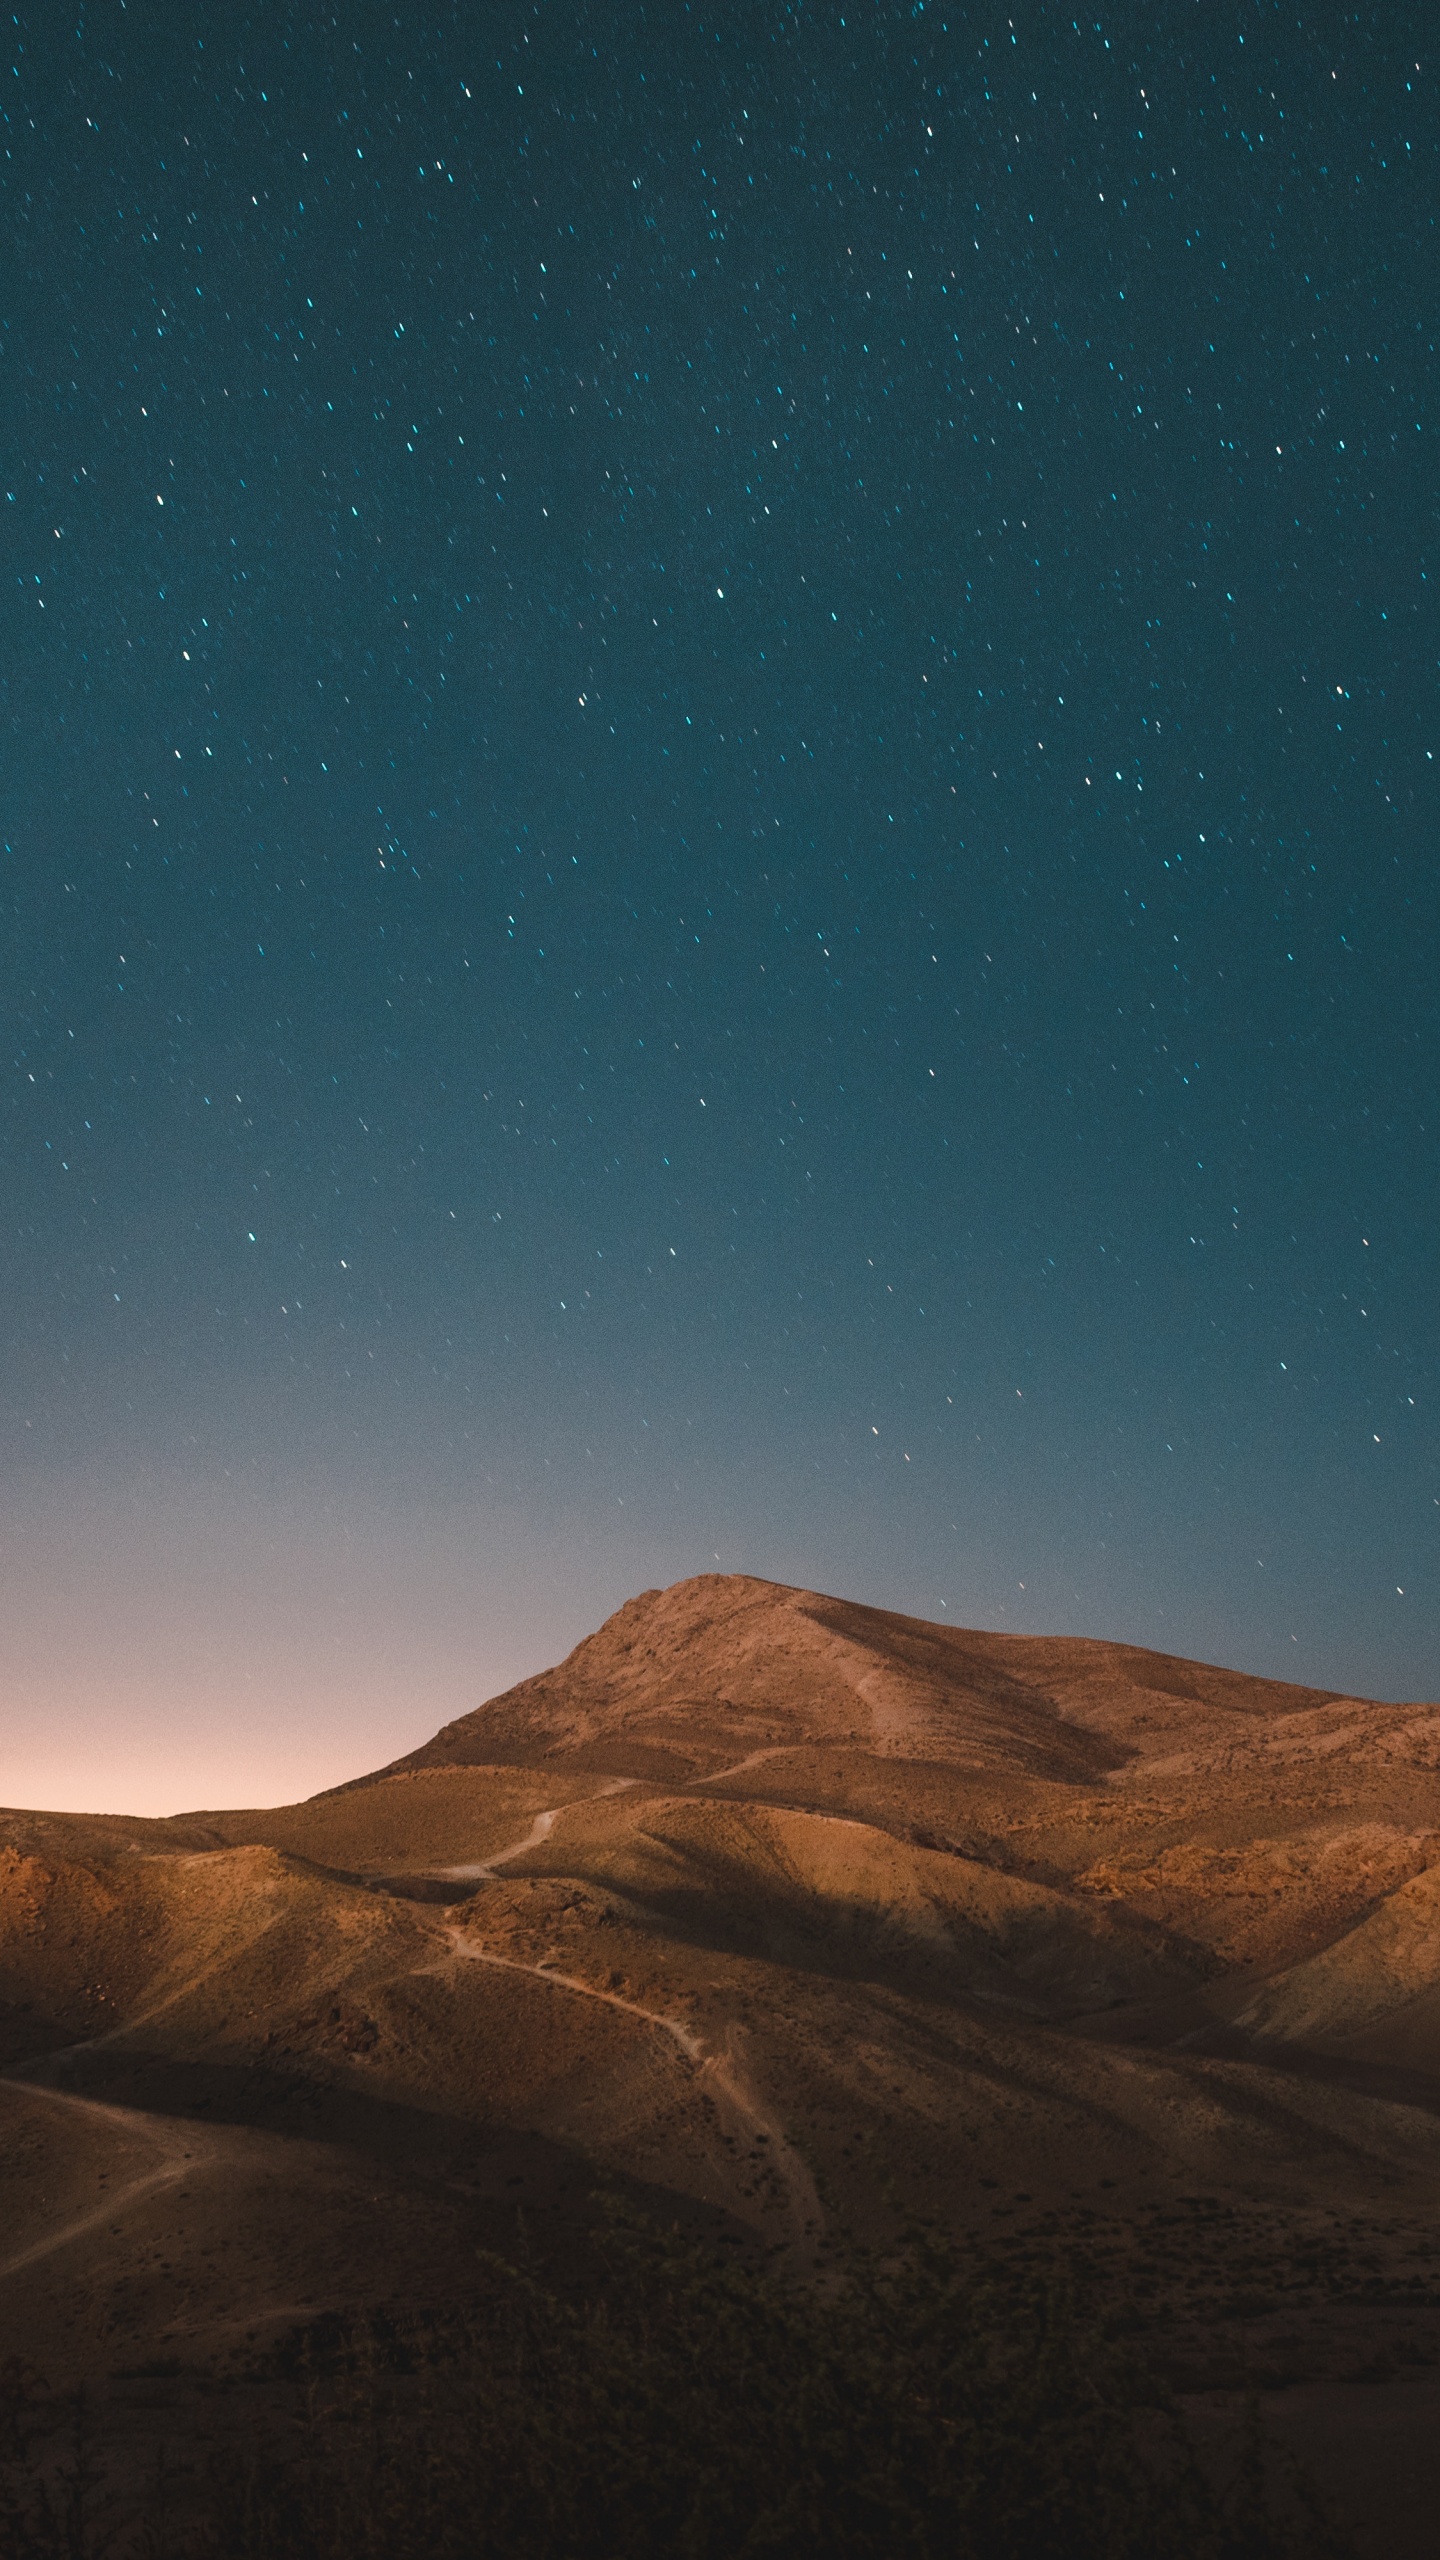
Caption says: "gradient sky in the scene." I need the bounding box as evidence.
[3,4,1436,1814]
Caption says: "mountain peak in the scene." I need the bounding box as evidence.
[344,1571,1347,1795]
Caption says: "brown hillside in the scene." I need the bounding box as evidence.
[3,1573,1440,2556]
[356,1572,1346,1785]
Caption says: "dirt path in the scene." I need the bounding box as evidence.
[0,1777,820,2289]
[436,1807,558,1882]
[446,1926,821,2252]
[0,2076,219,2283]
[449,1932,704,2058]
[436,1779,820,2247]
[693,1745,789,1788]
[434,1775,636,1882]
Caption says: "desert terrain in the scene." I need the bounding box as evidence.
[4,1573,1440,2551]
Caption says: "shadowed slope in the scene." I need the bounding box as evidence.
[4,1575,1440,2558]
[352,1573,1346,1789]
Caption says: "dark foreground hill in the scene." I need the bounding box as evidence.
[4,1575,1439,2555]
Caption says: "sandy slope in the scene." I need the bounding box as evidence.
[3,1572,1440,2554]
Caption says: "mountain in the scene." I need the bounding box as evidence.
[3,1574,1440,2554]
[358,1569,1344,1784]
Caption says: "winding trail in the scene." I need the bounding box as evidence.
[448,1933,702,2060]
[0,1775,822,2287]
[0,2076,219,2283]
[446,1927,819,2250]
[0,1885,300,2292]
[693,1745,789,1789]
[433,1775,636,1883]
[437,1778,821,2252]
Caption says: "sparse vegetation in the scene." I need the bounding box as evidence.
[4,1576,1430,2551]
[1,2222,1347,2560]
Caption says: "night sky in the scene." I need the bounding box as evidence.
[4,5,1436,1813]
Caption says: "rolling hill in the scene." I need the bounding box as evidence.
[4,1573,1440,2553]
